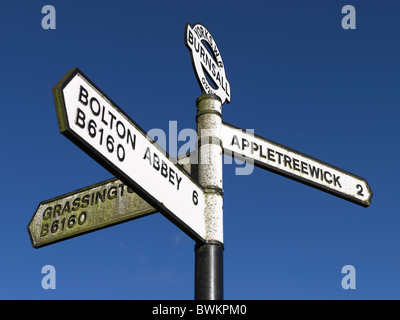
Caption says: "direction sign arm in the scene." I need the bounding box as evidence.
[52,68,208,243]
[27,178,158,248]
[221,121,372,207]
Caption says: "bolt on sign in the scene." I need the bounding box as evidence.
[221,122,372,207]
[51,68,207,243]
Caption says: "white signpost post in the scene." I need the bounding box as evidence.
[185,23,228,299]
[52,68,207,243]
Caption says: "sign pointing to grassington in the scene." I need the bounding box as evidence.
[28,155,195,248]
[28,178,157,248]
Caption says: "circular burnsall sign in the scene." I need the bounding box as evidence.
[185,23,231,104]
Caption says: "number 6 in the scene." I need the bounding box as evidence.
[192,191,198,205]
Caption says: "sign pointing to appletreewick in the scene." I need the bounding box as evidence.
[221,122,372,207]
[28,178,157,248]
[52,68,207,242]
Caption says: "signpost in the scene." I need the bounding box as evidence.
[185,22,228,300]
[52,68,207,243]
[28,22,373,301]
[221,122,372,207]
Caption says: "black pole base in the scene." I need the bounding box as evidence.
[194,241,224,300]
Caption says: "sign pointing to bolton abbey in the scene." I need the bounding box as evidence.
[28,22,372,300]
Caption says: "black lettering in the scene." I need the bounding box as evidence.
[78,85,88,105]
[107,186,118,200]
[81,194,90,208]
[216,71,221,84]
[200,46,205,59]
[108,111,116,129]
[204,53,212,71]
[118,184,125,196]
[231,135,240,148]
[101,106,108,126]
[242,138,249,150]
[117,144,125,162]
[43,207,52,220]
[169,167,175,186]
[126,129,136,150]
[284,155,292,169]
[40,223,49,237]
[324,171,332,184]
[188,29,193,45]
[53,204,61,218]
[276,151,283,164]
[89,97,101,116]
[72,198,80,211]
[161,161,168,178]
[293,158,300,171]
[78,212,87,225]
[75,108,86,129]
[194,36,200,52]
[61,201,71,215]
[194,25,201,38]
[214,46,220,58]
[220,75,225,91]
[176,174,182,191]
[153,153,160,170]
[251,142,259,154]
[259,145,266,159]
[309,165,321,179]
[95,190,106,204]
[143,147,152,165]
[116,121,125,139]
[333,174,342,188]
[225,80,230,96]
[301,161,308,175]
[267,148,275,162]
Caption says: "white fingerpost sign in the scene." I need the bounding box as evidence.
[53,68,207,242]
[221,122,372,207]
[27,178,157,248]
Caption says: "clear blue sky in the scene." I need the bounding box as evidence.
[1,0,399,299]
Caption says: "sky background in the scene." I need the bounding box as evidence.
[1,0,399,300]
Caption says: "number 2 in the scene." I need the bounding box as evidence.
[356,184,364,196]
